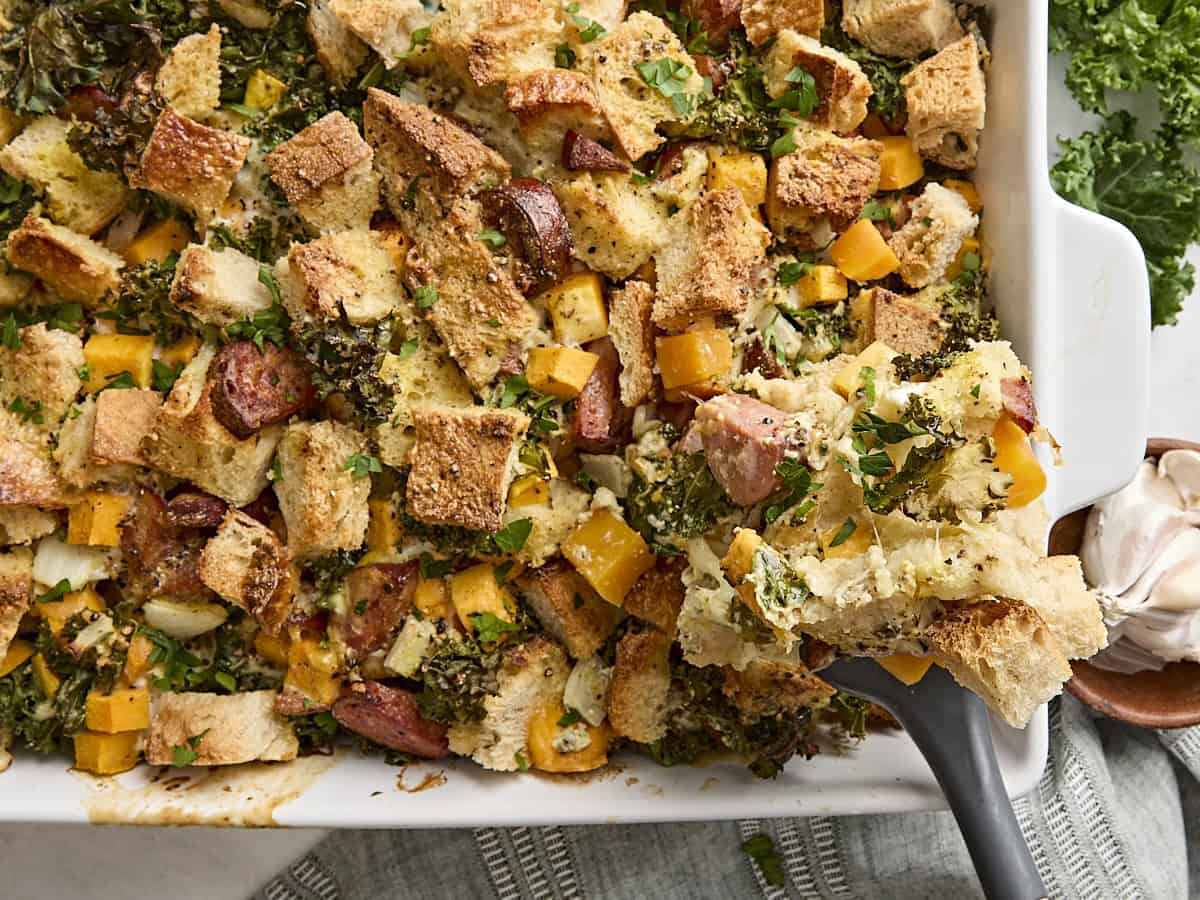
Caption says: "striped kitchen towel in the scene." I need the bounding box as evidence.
[259,697,1200,900]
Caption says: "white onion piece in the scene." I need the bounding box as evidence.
[563,655,612,727]
[32,535,118,591]
[1158,449,1200,509]
[142,598,229,640]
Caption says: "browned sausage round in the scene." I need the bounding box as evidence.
[572,338,632,452]
[562,130,630,173]
[332,682,450,759]
[335,562,419,658]
[209,341,316,439]
[166,491,228,529]
[1001,377,1038,433]
[482,179,574,289]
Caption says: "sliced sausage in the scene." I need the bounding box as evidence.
[562,130,629,173]
[1001,377,1037,433]
[572,338,630,452]
[210,341,315,440]
[120,491,214,602]
[680,0,742,44]
[741,336,787,379]
[332,682,449,759]
[334,562,419,658]
[694,393,796,506]
[482,178,573,290]
[166,491,228,529]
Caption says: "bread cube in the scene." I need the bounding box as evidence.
[447,635,570,771]
[741,0,824,45]
[6,215,123,305]
[275,421,371,558]
[330,0,428,69]
[607,279,656,407]
[266,112,379,232]
[505,70,612,171]
[0,548,33,664]
[0,507,56,546]
[199,510,295,633]
[526,347,599,399]
[553,173,668,279]
[0,322,85,427]
[653,189,770,331]
[764,30,872,134]
[92,388,161,466]
[623,559,686,635]
[170,243,274,328]
[285,229,403,326]
[887,182,978,288]
[858,287,943,355]
[766,128,882,245]
[902,35,986,170]
[406,406,530,532]
[0,116,129,234]
[842,0,963,60]
[403,203,539,390]
[585,12,705,160]
[721,658,836,719]
[431,0,561,87]
[364,89,510,219]
[307,0,369,86]
[139,345,282,505]
[155,24,222,119]
[518,560,621,659]
[607,628,671,742]
[144,691,299,766]
[133,109,252,222]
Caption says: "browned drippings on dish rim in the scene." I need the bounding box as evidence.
[78,754,336,826]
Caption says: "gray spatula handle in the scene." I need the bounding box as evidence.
[890,671,1047,900]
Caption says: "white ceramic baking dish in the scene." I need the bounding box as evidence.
[0,0,1150,826]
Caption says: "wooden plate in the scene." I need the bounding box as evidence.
[1048,438,1200,729]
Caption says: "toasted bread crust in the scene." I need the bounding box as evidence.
[275,421,371,558]
[199,510,296,633]
[721,658,835,720]
[742,0,824,45]
[608,279,657,407]
[133,109,251,220]
[518,560,622,659]
[145,691,299,766]
[0,547,32,662]
[623,559,686,635]
[92,389,162,467]
[267,112,373,206]
[6,215,124,305]
[607,627,673,743]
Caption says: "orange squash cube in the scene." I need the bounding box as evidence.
[414,577,456,623]
[562,509,654,605]
[74,730,140,775]
[526,347,600,399]
[284,637,341,707]
[0,638,34,677]
[124,218,191,266]
[86,687,150,733]
[830,220,900,282]
[993,416,1046,508]
[67,492,130,547]
[82,333,155,392]
[878,654,934,686]
[878,136,924,190]
[794,264,849,308]
[656,329,733,391]
[527,701,610,773]
[543,272,608,346]
[508,474,550,508]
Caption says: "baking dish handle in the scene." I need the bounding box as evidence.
[1050,196,1151,517]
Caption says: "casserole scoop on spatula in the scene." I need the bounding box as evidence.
[821,658,1048,900]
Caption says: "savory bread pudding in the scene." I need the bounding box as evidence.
[0,0,1103,780]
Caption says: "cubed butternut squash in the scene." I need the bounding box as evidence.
[562,509,654,605]
[794,264,848,308]
[878,654,934,686]
[82,334,155,392]
[254,631,290,668]
[31,653,60,698]
[830,220,899,282]
[508,474,550,508]
[414,577,455,623]
[543,272,608,346]
[527,701,610,773]
[945,236,982,281]
[721,528,763,583]
[244,69,288,111]
[943,179,983,213]
[656,329,733,391]
[832,341,897,398]
[124,219,191,266]
[366,498,401,554]
[37,587,106,635]
[0,638,34,677]
[74,730,140,775]
[284,637,341,707]
[159,334,201,368]
[878,136,924,191]
[67,492,130,547]
[122,632,155,685]
[993,416,1046,508]
[706,152,768,208]
[450,564,515,634]
[526,346,600,399]
[86,687,150,733]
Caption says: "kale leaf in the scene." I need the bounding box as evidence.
[98,254,198,343]
[821,2,913,122]
[1051,112,1200,326]
[0,173,36,243]
[293,318,396,425]
[625,452,736,550]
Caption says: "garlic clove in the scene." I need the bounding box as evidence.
[1143,555,1200,613]
[1109,528,1200,616]
[1159,449,1200,510]
[1081,461,1187,595]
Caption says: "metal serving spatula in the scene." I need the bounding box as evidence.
[820,658,1048,900]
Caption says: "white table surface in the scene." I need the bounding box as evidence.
[4,61,1199,900]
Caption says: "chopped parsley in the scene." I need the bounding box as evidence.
[345,453,382,479]
[763,459,821,526]
[36,579,72,604]
[7,396,43,425]
[477,229,507,248]
[636,57,702,117]
[225,303,290,351]
[413,285,439,309]
[99,371,136,391]
[470,612,521,644]
[172,730,208,767]
[557,708,583,727]
[564,3,606,41]
[770,66,818,116]
[741,833,786,887]
[151,359,183,393]
[828,517,857,548]
[490,518,533,553]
